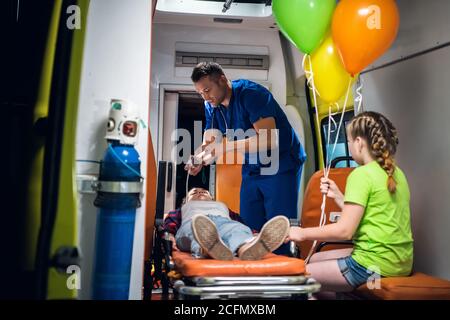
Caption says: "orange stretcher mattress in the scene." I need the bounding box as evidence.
[173,251,306,277]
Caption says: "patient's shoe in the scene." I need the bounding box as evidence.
[238,216,290,260]
[192,215,233,260]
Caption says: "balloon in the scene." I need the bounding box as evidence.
[332,0,399,76]
[305,36,353,104]
[273,0,336,54]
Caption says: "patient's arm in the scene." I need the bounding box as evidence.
[163,209,182,235]
[167,233,179,251]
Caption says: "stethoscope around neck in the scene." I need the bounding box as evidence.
[186,105,231,197]
[211,105,231,131]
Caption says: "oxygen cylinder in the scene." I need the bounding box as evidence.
[92,99,142,300]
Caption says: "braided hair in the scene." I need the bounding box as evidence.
[348,111,399,193]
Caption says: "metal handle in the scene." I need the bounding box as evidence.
[167,162,173,192]
[91,180,142,193]
[77,174,98,194]
[155,161,167,220]
[330,156,354,168]
[76,175,142,194]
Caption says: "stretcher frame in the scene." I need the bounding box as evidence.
[145,161,321,300]
[173,276,320,300]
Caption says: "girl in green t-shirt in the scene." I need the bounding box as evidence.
[287,111,413,297]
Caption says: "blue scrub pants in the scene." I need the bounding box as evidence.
[239,165,302,254]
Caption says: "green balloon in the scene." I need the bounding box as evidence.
[273,0,336,54]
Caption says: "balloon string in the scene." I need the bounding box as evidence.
[303,54,325,170]
[329,108,337,133]
[302,54,322,99]
[355,77,363,114]
[304,77,352,264]
[305,105,333,264]
[302,54,327,263]
[325,105,332,168]
[325,77,352,177]
[329,103,341,120]
[334,101,340,112]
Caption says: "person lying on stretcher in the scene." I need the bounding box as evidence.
[163,187,289,260]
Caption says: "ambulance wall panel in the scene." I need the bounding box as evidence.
[367,0,450,70]
[76,0,152,299]
[361,45,450,280]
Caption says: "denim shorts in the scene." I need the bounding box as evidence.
[337,256,380,288]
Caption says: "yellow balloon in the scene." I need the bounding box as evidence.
[306,35,353,104]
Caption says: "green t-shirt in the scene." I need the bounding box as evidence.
[344,161,414,277]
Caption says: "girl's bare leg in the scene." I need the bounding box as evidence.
[307,248,354,299]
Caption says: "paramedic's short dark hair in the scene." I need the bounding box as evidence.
[191,62,225,83]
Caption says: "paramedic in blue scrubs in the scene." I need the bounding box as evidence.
[185,62,306,254]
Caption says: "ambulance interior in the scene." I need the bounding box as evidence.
[3,0,450,300]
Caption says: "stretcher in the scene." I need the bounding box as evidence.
[171,249,320,300]
[145,161,321,300]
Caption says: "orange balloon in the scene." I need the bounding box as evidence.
[332,0,399,76]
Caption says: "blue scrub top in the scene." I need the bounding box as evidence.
[204,79,306,176]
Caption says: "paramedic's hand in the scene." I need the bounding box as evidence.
[184,136,218,175]
[185,161,203,176]
[196,136,228,166]
[168,233,178,251]
[184,144,207,176]
[284,227,305,244]
[320,177,344,209]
